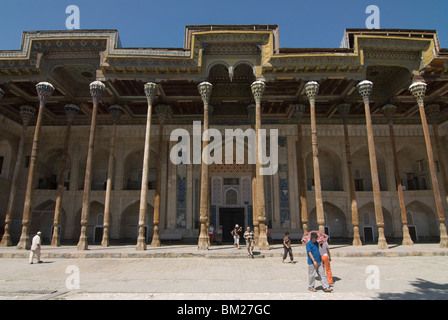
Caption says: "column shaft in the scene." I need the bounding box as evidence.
[255,99,269,249]
[364,100,388,249]
[388,123,413,245]
[198,106,210,250]
[101,123,117,247]
[1,124,28,246]
[16,105,46,249]
[418,106,448,247]
[151,124,164,247]
[77,103,99,250]
[51,122,72,246]
[342,123,362,246]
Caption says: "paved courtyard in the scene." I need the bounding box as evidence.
[0,243,447,300]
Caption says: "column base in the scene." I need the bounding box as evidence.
[77,238,89,250]
[377,227,388,250]
[0,233,12,247]
[16,226,30,250]
[198,236,209,250]
[352,226,362,246]
[256,234,270,250]
[439,224,448,248]
[136,240,147,251]
[50,226,61,247]
[136,226,147,251]
[101,237,109,247]
[150,236,161,247]
[402,225,414,246]
[101,227,109,247]
[77,226,89,250]
[51,235,61,247]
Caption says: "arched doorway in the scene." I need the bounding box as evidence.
[31,200,66,244]
[120,201,154,243]
[308,202,348,242]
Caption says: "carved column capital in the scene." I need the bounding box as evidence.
[251,80,265,105]
[144,82,158,105]
[108,105,124,124]
[19,105,36,127]
[291,104,306,123]
[305,81,319,104]
[409,81,427,107]
[382,104,397,125]
[89,81,106,106]
[36,82,55,105]
[356,80,373,104]
[337,103,351,124]
[198,81,213,106]
[64,104,80,124]
[155,104,172,125]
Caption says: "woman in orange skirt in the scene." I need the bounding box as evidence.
[319,241,334,285]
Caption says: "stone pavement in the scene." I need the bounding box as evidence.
[0,243,448,300]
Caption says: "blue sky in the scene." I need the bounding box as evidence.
[0,0,447,50]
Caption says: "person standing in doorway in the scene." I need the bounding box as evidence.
[306,232,332,292]
[319,240,334,285]
[244,226,255,258]
[282,232,294,263]
[29,231,43,264]
[208,224,215,244]
[216,225,223,245]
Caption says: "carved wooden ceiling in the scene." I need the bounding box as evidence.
[0,27,447,126]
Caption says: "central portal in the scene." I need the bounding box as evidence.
[219,207,245,243]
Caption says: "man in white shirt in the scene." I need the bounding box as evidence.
[29,231,43,264]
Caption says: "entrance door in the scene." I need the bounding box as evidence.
[363,226,374,243]
[408,226,418,243]
[219,207,245,243]
[94,226,103,243]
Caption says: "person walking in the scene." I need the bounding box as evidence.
[232,224,242,249]
[319,240,334,285]
[244,226,255,258]
[306,232,332,292]
[282,232,294,263]
[29,231,43,264]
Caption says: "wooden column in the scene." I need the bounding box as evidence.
[409,82,448,248]
[382,104,414,246]
[151,104,171,247]
[251,80,269,250]
[426,104,448,212]
[17,82,54,250]
[247,104,259,243]
[197,82,212,250]
[136,82,158,251]
[101,105,123,247]
[305,81,325,234]
[77,81,106,250]
[51,104,80,247]
[357,80,388,249]
[337,103,362,246]
[292,104,309,240]
[1,106,35,247]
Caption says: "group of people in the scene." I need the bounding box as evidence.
[208,224,223,245]
[282,232,333,292]
[231,224,256,257]
[28,228,333,292]
[304,232,334,292]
